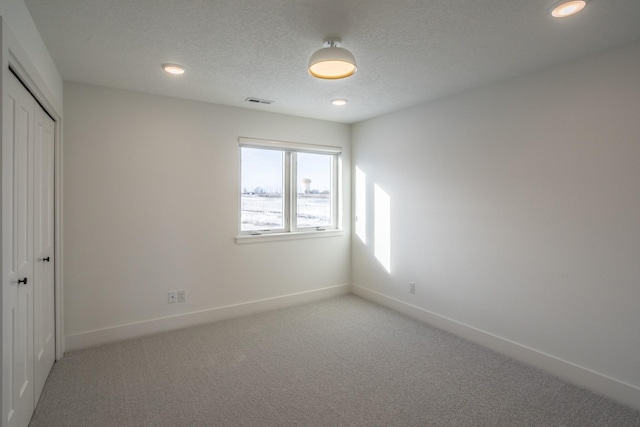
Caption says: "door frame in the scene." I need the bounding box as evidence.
[1,18,64,361]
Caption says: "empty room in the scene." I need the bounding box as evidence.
[1,0,640,426]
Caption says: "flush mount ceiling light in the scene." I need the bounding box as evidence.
[549,0,588,17]
[308,38,357,79]
[162,63,185,75]
[331,99,348,106]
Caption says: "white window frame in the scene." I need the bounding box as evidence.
[237,137,342,243]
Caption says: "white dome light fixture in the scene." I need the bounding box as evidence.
[308,38,357,80]
[549,0,588,18]
[332,99,348,106]
[162,64,185,75]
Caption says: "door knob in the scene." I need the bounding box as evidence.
[43,257,50,262]
[18,278,28,285]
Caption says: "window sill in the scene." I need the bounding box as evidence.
[235,229,344,244]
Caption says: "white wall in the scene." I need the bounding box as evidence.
[63,83,351,347]
[352,41,640,408]
[0,0,63,110]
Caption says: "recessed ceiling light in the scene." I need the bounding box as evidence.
[549,0,587,18]
[332,99,348,106]
[162,64,185,75]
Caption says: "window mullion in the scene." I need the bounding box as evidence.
[332,155,339,229]
[283,151,290,232]
[289,151,297,231]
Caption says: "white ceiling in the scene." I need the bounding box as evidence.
[24,0,640,124]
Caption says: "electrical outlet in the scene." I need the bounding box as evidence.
[168,290,177,303]
[409,282,415,294]
[178,290,186,302]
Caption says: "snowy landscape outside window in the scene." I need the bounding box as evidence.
[239,138,341,236]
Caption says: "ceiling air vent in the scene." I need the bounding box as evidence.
[245,97,275,105]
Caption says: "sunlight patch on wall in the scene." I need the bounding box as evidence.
[355,166,367,243]
[374,184,391,273]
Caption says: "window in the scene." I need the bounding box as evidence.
[239,137,341,237]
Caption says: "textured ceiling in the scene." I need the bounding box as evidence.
[23,0,640,124]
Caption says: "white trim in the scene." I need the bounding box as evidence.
[239,136,342,154]
[65,284,350,352]
[236,229,344,244]
[54,103,64,360]
[351,284,640,411]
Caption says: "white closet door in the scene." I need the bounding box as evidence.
[33,103,55,403]
[3,72,35,427]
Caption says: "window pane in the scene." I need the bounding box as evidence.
[297,152,332,228]
[240,148,284,231]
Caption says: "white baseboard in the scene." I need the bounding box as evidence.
[351,284,640,411]
[65,284,350,352]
